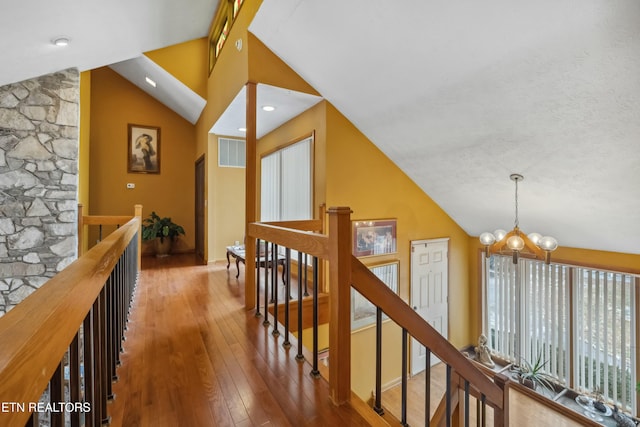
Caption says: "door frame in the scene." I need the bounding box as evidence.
[409,237,449,375]
[194,154,205,264]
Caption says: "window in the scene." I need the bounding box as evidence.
[260,135,313,222]
[483,255,637,413]
[218,137,245,168]
[208,0,245,73]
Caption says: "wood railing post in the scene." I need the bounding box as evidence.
[493,373,510,427]
[245,82,257,309]
[78,203,84,257]
[327,206,352,405]
[134,204,142,271]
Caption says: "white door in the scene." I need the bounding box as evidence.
[410,238,449,375]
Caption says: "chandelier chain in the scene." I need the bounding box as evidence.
[514,177,519,228]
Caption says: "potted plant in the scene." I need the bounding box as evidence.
[510,352,556,393]
[141,211,185,257]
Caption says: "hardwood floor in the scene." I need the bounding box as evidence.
[108,254,369,427]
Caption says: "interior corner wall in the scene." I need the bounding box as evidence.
[145,38,209,99]
[0,69,80,316]
[323,102,473,399]
[208,133,246,261]
[89,67,196,254]
[78,71,91,254]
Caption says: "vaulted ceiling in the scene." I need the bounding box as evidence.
[249,0,640,255]
[2,0,638,255]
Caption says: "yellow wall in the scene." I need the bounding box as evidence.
[145,38,209,99]
[78,71,91,254]
[89,67,196,253]
[324,103,473,398]
[195,0,262,262]
[209,133,246,259]
[198,0,640,402]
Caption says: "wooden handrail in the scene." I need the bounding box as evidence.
[81,215,134,225]
[351,259,504,409]
[262,219,324,233]
[0,218,139,427]
[247,206,507,424]
[78,203,142,270]
[247,222,329,259]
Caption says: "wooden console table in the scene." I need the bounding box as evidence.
[226,245,287,284]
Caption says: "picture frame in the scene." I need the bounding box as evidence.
[351,261,399,331]
[128,124,160,174]
[352,219,397,257]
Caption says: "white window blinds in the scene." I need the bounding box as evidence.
[260,136,313,222]
[483,255,637,412]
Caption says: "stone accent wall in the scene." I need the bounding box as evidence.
[0,69,79,316]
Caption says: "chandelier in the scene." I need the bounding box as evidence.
[479,174,558,264]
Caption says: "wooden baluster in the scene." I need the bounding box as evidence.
[464,379,470,427]
[272,243,279,337]
[310,256,320,379]
[106,273,115,399]
[283,247,291,348]
[446,364,452,427]
[255,239,262,318]
[83,309,95,427]
[401,328,408,426]
[296,251,304,362]
[50,361,64,427]
[91,298,102,426]
[69,333,81,427]
[373,307,384,415]
[426,347,432,427]
[263,242,270,327]
[303,251,309,296]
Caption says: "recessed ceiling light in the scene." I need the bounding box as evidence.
[238,127,247,132]
[53,37,70,47]
[262,105,276,112]
[145,76,157,88]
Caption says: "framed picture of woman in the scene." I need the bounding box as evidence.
[128,124,160,174]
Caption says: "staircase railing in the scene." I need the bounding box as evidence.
[78,203,142,271]
[246,206,509,426]
[0,216,140,427]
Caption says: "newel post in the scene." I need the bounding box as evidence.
[328,206,352,405]
[134,204,143,271]
[493,373,510,427]
[77,203,84,257]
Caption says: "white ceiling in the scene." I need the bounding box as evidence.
[0,0,220,88]
[210,84,323,138]
[250,0,640,255]
[109,56,206,124]
[2,0,638,255]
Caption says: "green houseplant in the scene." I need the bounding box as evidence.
[141,211,185,256]
[511,352,556,394]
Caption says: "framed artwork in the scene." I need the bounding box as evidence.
[351,261,399,331]
[352,219,397,257]
[128,124,160,174]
